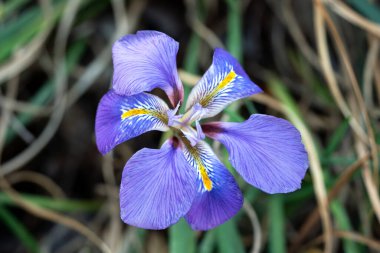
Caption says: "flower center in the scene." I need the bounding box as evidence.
[167,103,205,146]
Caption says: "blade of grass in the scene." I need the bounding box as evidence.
[224,0,242,61]
[0,7,41,61]
[199,230,217,253]
[216,219,245,253]
[0,192,101,212]
[0,0,66,62]
[0,204,39,253]
[268,195,286,253]
[244,100,257,114]
[324,118,350,156]
[169,219,196,253]
[330,201,361,253]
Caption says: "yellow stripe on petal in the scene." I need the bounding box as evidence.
[121,108,150,119]
[199,163,213,191]
[121,108,168,123]
[200,70,237,107]
[183,137,213,191]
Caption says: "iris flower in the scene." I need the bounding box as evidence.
[95,31,309,230]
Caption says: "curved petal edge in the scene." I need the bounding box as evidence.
[95,90,169,155]
[185,48,262,118]
[112,30,183,106]
[203,114,309,194]
[182,140,243,230]
[120,139,197,229]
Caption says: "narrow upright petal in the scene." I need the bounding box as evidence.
[112,30,183,106]
[203,114,309,194]
[185,48,262,118]
[95,90,169,155]
[120,139,197,229]
[181,140,243,230]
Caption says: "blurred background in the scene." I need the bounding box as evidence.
[1,0,380,252]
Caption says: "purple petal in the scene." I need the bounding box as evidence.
[181,140,243,230]
[112,30,183,106]
[203,114,309,194]
[185,48,262,118]
[120,139,197,229]
[95,90,169,155]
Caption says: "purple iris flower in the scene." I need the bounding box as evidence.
[95,31,309,230]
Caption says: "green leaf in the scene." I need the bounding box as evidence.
[324,118,350,156]
[169,219,196,253]
[216,219,245,253]
[269,195,286,253]
[0,204,39,253]
[244,100,257,114]
[0,0,65,62]
[0,192,101,212]
[224,0,242,61]
[330,201,360,253]
[199,230,216,253]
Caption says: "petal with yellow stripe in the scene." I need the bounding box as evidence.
[186,48,262,118]
[181,140,243,230]
[95,90,169,154]
[120,139,197,229]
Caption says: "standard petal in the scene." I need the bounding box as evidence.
[185,48,262,118]
[203,114,309,194]
[181,140,243,230]
[112,30,183,106]
[120,139,197,229]
[95,90,169,155]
